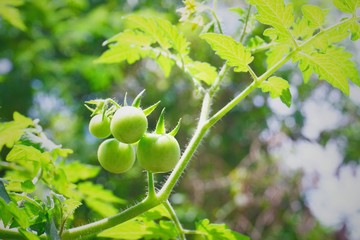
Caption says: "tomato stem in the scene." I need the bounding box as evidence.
[163,200,186,240]
[147,171,156,200]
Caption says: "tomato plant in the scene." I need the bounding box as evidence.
[137,133,180,173]
[110,106,148,144]
[97,138,135,173]
[1,0,360,240]
[88,114,111,139]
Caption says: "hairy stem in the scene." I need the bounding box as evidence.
[53,16,355,240]
[61,198,157,240]
[240,5,252,43]
[147,171,156,200]
[163,200,185,240]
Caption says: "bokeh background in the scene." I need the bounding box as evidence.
[1,0,359,239]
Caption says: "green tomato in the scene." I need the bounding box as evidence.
[97,138,135,173]
[110,106,148,144]
[89,114,111,138]
[137,133,180,173]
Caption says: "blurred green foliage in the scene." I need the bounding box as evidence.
[1,0,359,239]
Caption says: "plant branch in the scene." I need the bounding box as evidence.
[240,5,252,43]
[58,15,356,240]
[163,200,185,240]
[147,171,156,200]
[61,198,158,240]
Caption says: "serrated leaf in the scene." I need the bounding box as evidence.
[196,219,250,240]
[6,145,50,164]
[294,46,360,94]
[78,182,126,217]
[61,161,100,183]
[186,61,217,85]
[291,17,316,41]
[266,43,291,68]
[63,199,82,220]
[302,5,327,28]
[249,0,294,32]
[125,15,190,55]
[333,0,360,14]
[201,33,253,72]
[77,182,125,204]
[96,40,149,64]
[306,19,353,51]
[0,112,33,151]
[260,76,292,107]
[260,76,290,98]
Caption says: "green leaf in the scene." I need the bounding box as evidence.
[333,0,360,14]
[259,76,292,107]
[7,201,30,228]
[0,112,33,151]
[201,33,253,72]
[19,228,41,240]
[291,17,316,41]
[249,0,294,32]
[62,199,82,220]
[294,46,360,94]
[266,43,291,68]
[96,39,148,64]
[6,145,50,164]
[77,182,126,217]
[302,5,327,28]
[0,198,13,226]
[0,0,26,31]
[260,76,290,98]
[21,180,35,193]
[350,21,360,40]
[125,15,189,55]
[154,54,174,77]
[280,88,292,108]
[61,161,100,183]
[0,180,11,203]
[98,217,150,239]
[196,219,250,240]
[143,204,172,220]
[98,205,176,239]
[186,61,217,85]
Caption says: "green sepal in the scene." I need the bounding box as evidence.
[143,101,161,116]
[169,118,181,137]
[123,92,128,106]
[155,108,166,134]
[84,99,105,116]
[132,89,146,108]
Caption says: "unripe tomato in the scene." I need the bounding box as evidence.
[137,133,180,173]
[110,106,148,144]
[89,114,111,138]
[97,138,135,173]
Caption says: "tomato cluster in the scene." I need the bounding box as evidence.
[86,93,181,174]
